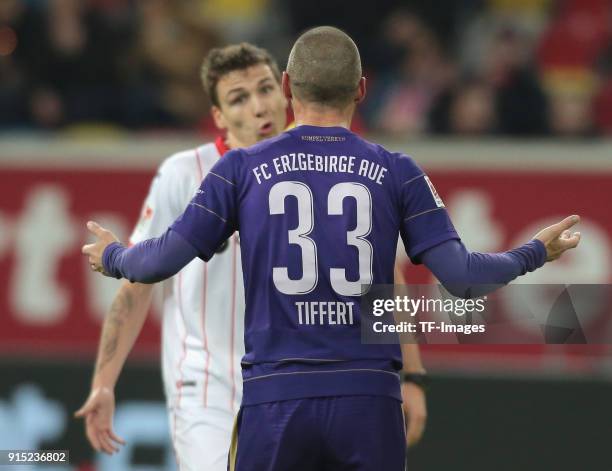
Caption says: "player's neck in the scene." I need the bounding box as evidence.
[293,103,354,129]
[225,133,250,150]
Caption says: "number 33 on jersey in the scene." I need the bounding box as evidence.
[170,125,459,361]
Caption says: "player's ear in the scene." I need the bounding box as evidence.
[355,77,366,104]
[282,72,293,101]
[211,105,227,131]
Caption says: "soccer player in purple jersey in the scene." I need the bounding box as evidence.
[83,27,580,471]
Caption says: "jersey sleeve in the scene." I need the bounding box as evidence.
[130,157,189,244]
[396,154,459,264]
[171,149,240,261]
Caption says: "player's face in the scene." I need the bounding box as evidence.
[212,64,287,148]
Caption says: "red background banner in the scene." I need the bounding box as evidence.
[1,166,610,364]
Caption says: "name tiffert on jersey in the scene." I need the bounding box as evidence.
[252,153,388,186]
[295,301,355,325]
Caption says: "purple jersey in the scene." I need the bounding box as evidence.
[171,125,459,405]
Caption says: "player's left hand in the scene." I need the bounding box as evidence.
[533,215,581,261]
[75,386,126,454]
[82,221,120,276]
[401,381,427,447]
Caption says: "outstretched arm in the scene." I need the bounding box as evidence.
[84,151,240,282]
[82,222,199,283]
[75,281,154,454]
[420,215,581,298]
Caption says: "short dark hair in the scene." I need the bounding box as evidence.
[201,43,281,107]
[286,26,362,108]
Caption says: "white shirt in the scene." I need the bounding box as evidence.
[130,139,244,413]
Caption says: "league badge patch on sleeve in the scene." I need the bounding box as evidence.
[424,176,445,208]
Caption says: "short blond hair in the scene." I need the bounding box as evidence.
[286,26,362,108]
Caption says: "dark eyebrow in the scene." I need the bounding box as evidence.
[225,76,275,100]
[225,87,247,99]
[258,77,275,86]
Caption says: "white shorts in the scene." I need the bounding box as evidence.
[168,402,235,471]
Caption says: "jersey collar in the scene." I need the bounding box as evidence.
[215,135,230,156]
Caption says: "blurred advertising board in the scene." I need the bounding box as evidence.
[0,138,611,370]
[0,359,173,470]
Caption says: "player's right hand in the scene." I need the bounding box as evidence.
[533,215,581,261]
[401,382,427,447]
[82,221,120,276]
[74,386,126,454]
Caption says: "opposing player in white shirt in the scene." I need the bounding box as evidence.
[75,43,288,470]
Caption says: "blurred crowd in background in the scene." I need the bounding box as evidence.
[1,0,611,137]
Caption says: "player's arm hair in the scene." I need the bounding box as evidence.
[401,344,426,374]
[91,281,154,389]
